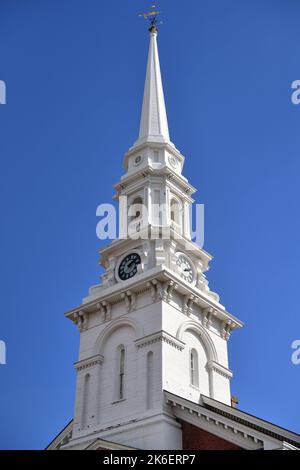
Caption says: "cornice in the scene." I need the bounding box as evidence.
[201,395,300,448]
[206,361,233,380]
[135,331,185,351]
[65,268,243,338]
[46,420,73,450]
[74,354,104,372]
[164,391,264,450]
[114,166,196,198]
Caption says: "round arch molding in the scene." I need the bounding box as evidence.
[93,317,143,356]
[176,320,218,363]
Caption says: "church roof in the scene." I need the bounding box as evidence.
[165,391,300,450]
[47,392,300,450]
[46,420,135,450]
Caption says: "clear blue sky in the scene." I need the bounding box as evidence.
[0,0,300,449]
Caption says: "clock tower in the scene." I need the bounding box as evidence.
[63,25,243,450]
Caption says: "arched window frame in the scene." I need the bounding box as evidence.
[81,373,90,429]
[190,348,199,388]
[129,195,144,221]
[115,345,126,401]
[146,351,154,410]
[170,196,183,232]
[128,195,144,233]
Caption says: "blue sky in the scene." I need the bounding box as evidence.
[0,0,300,449]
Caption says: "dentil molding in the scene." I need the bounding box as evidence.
[135,331,185,351]
[74,354,104,372]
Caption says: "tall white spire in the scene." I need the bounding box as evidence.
[135,27,171,147]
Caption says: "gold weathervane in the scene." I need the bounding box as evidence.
[139,4,162,32]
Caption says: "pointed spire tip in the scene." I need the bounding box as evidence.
[134,21,170,148]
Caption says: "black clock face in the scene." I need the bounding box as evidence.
[118,253,141,281]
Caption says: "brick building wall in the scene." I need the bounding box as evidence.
[182,422,242,450]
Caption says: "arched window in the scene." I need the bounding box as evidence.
[129,196,143,233]
[129,197,143,221]
[170,197,182,229]
[118,346,125,400]
[146,351,154,410]
[81,373,90,429]
[190,349,199,388]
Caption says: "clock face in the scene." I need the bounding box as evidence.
[168,155,179,169]
[118,253,141,281]
[176,254,195,284]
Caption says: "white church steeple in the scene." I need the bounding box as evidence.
[61,22,243,451]
[135,25,171,147]
[48,14,300,453]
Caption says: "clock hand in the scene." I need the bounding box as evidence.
[124,260,136,273]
